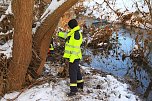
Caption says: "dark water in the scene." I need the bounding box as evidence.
[82,25,152,100]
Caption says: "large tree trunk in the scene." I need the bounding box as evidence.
[29,0,78,78]
[7,0,34,91]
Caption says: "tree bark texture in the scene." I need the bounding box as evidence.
[7,0,34,91]
[29,0,78,77]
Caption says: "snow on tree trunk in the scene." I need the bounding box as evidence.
[7,0,34,91]
[29,0,78,78]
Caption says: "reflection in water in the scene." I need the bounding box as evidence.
[82,26,152,100]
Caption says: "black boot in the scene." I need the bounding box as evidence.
[66,92,77,97]
[77,82,84,92]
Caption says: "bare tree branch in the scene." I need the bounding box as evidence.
[144,0,152,23]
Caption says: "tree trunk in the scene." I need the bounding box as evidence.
[7,0,34,91]
[29,0,78,78]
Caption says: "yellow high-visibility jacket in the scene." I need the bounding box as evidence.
[58,26,82,63]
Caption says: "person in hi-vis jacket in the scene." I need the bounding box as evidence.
[58,19,84,97]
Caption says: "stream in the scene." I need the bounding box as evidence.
[81,20,152,101]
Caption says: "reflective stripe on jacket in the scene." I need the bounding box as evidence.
[49,44,54,51]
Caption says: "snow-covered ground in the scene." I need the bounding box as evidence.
[1,64,141,101]
[0,39,12,58]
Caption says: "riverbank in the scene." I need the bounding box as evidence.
[1,63,141,101]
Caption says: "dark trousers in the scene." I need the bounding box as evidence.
[69,59,83,92]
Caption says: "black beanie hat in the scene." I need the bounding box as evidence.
[68,19,78,29]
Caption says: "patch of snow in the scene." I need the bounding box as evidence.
[0,15,6,22]
[40,0,67,22]
[0,30,13,35]
[134,45,139,50]
[0,40,13,58]
[0,1,12,22]
[98,42,103,46]
[0,0,10,4]
[83,0,151,29]
[5,1,12,14]
[32,22,41,34]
